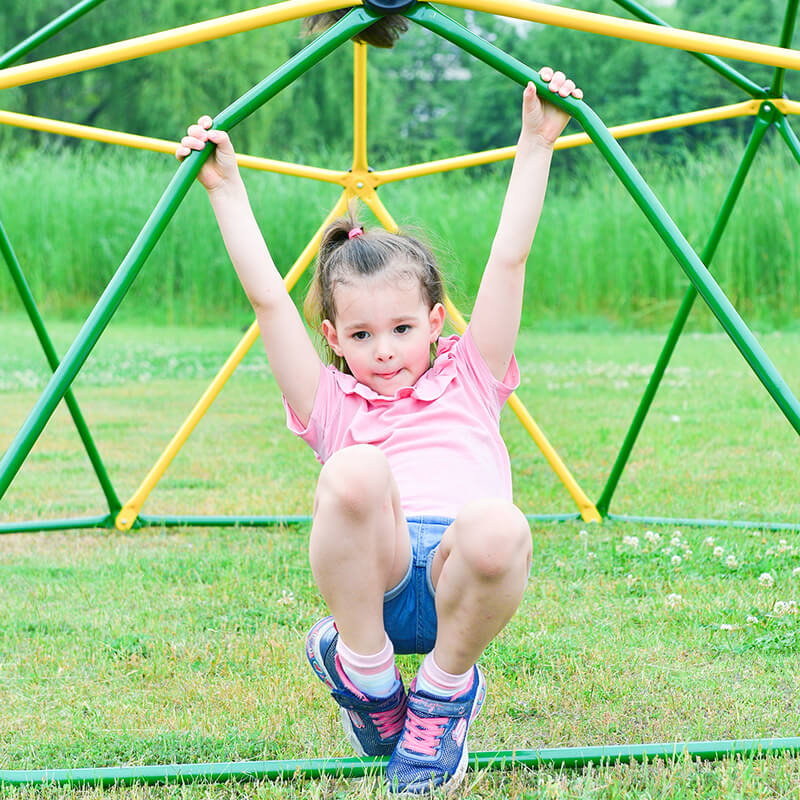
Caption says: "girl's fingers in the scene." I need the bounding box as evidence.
[198,114,213,129]
[559,79,576,97]
[548,70,566,93]
[181,134,206,150]
[572,86,584,100]
[539,65,554,82]
[187,123,208,139]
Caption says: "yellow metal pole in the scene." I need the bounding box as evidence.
[115,192,350,530]
[352,42,369,173]
[0,0,360,90]
[435,0,800,71]
[375,100,761,183]
[0,109,349,184]
[361,190,600,523]
[775,99,800,115]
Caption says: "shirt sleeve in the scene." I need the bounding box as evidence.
[283,362,338,463]
[456,326,520,416]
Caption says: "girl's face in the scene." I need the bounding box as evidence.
[321,273,445,395]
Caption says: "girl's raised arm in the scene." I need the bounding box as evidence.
[468,69,582,380]
[177,118,321,425]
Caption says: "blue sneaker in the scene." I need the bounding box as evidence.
[385,665,486,794]
[305,616,407,757]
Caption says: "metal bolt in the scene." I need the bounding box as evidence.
[356,181,364,188]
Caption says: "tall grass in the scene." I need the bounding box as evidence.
[1,137,798,329]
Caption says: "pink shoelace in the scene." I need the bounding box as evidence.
[399,709,448,756]
[370,699,407,739]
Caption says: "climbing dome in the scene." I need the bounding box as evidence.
[1,0,800,787]
[1,0,799,536]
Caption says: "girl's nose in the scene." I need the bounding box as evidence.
[374,339,394,362]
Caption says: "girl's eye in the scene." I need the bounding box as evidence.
[394,324,411,334]
[352,331,370,341]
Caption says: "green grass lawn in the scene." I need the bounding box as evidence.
[0,316,799,798]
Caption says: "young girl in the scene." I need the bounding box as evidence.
[177,66,582,794]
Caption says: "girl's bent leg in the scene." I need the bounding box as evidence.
[430,499,532,674]
[309,444,411,655]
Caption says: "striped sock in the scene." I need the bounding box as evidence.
[415,651,473,699]
[336,634,397,698]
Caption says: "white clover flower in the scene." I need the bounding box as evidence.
[746,615,759,624]
[788,601,798,614]
[681,544,693,556]
[621,535,640,550]
[720,623,734,631]
[278,589,295,606]
[793,567,800,577]
[759,572,775,588]
[773,600,789,616]
[671,555,682,566]
[664,547,673,556]
[703,536,715,547]
[713,546,724,558]
[766,548,776,557]
[625,573,636,588]
[645,530,661,545]
[673,530,682,539]
[665,593,683,608]
[670,535,682,547]
[587,552,596,561]
[778,539,789,553]
[579,529,589,540]
[725,555,738,569]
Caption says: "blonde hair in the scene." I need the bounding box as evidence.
[305,213,445,373]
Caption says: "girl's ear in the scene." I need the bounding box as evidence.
[321,319,343,356]
[428,302,446,342]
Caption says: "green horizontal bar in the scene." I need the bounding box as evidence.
[408,4,800,440]
[607,513,800,532]
[610,0,766,98]
[137,514,308,527]
[2,738,797,786]
[0,7,378,503]
[0,0,108,69]
[0,514,112,534]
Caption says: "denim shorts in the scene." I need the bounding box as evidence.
[382,515,453,655]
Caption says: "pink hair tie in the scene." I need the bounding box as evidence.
[348,227,364,240]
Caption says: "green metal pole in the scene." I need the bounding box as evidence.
[610,0,767,98]
[596,110,773,515]
[607,513,800,532]
[407,4,800,436]
[770,0,799,97]
[0,7,378,503]
[0,514,112,534]
[0,0,109,69]
[775,113,800,165]
[0,215,121,513]
[1,738,798,786]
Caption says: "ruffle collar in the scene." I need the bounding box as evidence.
[329,334,460,402]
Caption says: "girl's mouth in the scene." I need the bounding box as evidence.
[376,369,400,379]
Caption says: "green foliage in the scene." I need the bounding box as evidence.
[1,0,798,159]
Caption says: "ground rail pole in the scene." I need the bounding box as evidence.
[407,3,800,440]
[0,7,379,501]
[595,108,774,515]
[1,738,799,786]
[0,216,121,514]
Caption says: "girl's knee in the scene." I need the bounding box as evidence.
[452,499,531,579]
[315,444,393,518]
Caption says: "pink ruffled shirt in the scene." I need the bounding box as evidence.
[284,327,520,518]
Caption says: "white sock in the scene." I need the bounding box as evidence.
[336,634,397,698]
